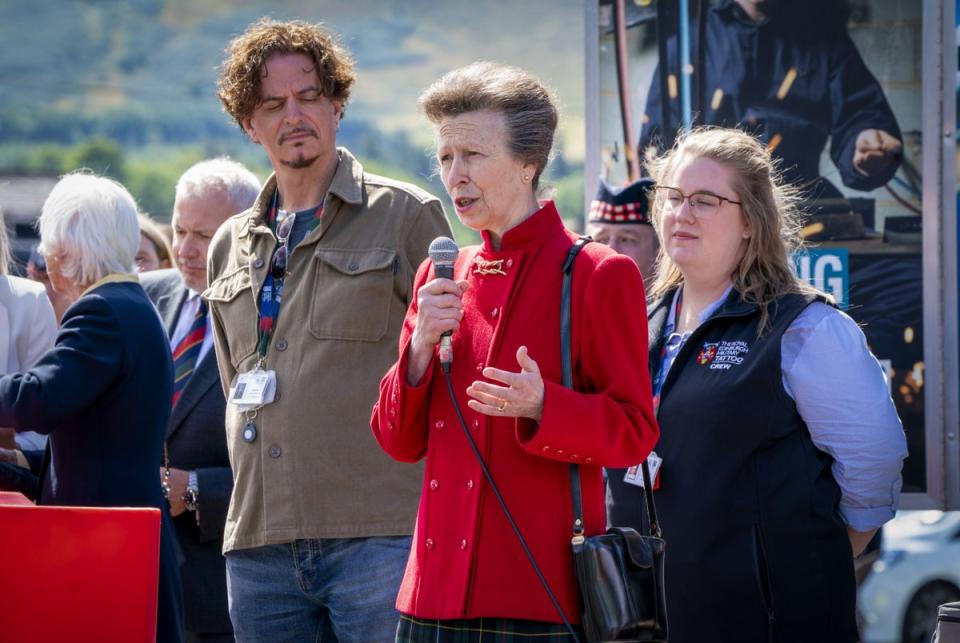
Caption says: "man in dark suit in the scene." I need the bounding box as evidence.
[142,157,260,643]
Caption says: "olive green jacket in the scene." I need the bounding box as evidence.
[204,148,451,553]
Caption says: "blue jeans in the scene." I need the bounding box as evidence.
[226,536,411,643]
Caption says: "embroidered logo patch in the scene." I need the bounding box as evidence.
[699,340,750,370]
[696,343,718,365]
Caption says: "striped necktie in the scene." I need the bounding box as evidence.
[171,299,208,407]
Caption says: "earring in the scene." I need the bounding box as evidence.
[522,175,530,183]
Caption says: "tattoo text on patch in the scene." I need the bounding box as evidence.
[709,340,749,370]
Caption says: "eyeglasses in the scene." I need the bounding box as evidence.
[654,186,741,219]
[270,212,296,279]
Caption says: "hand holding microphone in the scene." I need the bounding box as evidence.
[408,237,545,420]
[407,237,467,384]
[428,237,461,369]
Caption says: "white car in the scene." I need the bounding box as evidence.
[859,511,960,643]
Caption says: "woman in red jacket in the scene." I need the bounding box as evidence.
[371,62,658,641]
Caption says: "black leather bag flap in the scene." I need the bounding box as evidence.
[608,527,665,570]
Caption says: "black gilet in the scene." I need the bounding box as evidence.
[607,288,858,643]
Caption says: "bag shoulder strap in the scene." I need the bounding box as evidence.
[562,237,662,540]
[560,236,592,389]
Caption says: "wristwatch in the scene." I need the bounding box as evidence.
[182,470,199,513]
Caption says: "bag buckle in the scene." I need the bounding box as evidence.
[571,518,585,545]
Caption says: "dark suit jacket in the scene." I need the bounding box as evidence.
[142,268,233,636]
[0,461,37,498]
[0,448,42,498]
[0,279,184,643]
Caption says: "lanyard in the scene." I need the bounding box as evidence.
[255,190,324,361]
[651,290,684,412]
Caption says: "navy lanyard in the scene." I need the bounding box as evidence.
[651,290,683,411]
[254,191,323,360]
[256,191,285,360]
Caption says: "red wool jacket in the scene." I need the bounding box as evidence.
[371,201,658,624]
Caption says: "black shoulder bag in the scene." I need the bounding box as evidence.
[441,237,668,643]
[563,237,668,643]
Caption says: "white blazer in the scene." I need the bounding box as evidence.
[0,275,57,450]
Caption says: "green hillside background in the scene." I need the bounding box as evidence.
[0,0,587,243]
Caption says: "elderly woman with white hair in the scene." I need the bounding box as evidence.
[0,172,185,643]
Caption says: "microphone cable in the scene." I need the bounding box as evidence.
[441,361,582,642]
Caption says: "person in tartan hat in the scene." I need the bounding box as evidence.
[587,176,659,290]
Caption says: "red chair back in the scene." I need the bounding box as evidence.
[0,493,160,643]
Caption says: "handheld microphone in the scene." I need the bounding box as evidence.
[428,236,460,369]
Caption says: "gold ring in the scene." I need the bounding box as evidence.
[499,400,508,412]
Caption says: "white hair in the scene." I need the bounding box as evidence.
[39,172,140,286]
[175,157,261,212]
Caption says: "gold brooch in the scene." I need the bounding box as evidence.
[473,257,507,276]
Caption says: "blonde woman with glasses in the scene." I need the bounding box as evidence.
[606,127,907,643]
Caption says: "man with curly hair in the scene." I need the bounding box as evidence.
[207,18,451,642]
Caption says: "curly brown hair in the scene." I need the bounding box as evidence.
[217,18,356,130]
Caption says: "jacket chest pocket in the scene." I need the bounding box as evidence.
[205,267,259,367]
[308,247,398,342]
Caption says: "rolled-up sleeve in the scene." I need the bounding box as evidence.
[782,303,908,532]
[827,33,903,192]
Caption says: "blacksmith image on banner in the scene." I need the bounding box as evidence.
[638,0,904,202]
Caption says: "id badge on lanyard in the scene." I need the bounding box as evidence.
[623,452,662,490]
[229,361,277,412]
[623,292,681,491]
[228,190,286,414]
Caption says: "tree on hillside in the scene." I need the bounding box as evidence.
[70,138,127,181]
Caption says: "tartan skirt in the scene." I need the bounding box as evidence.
[396,614,584,643]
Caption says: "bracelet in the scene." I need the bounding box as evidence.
[161,444,171,499]
[161,467,171,500]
